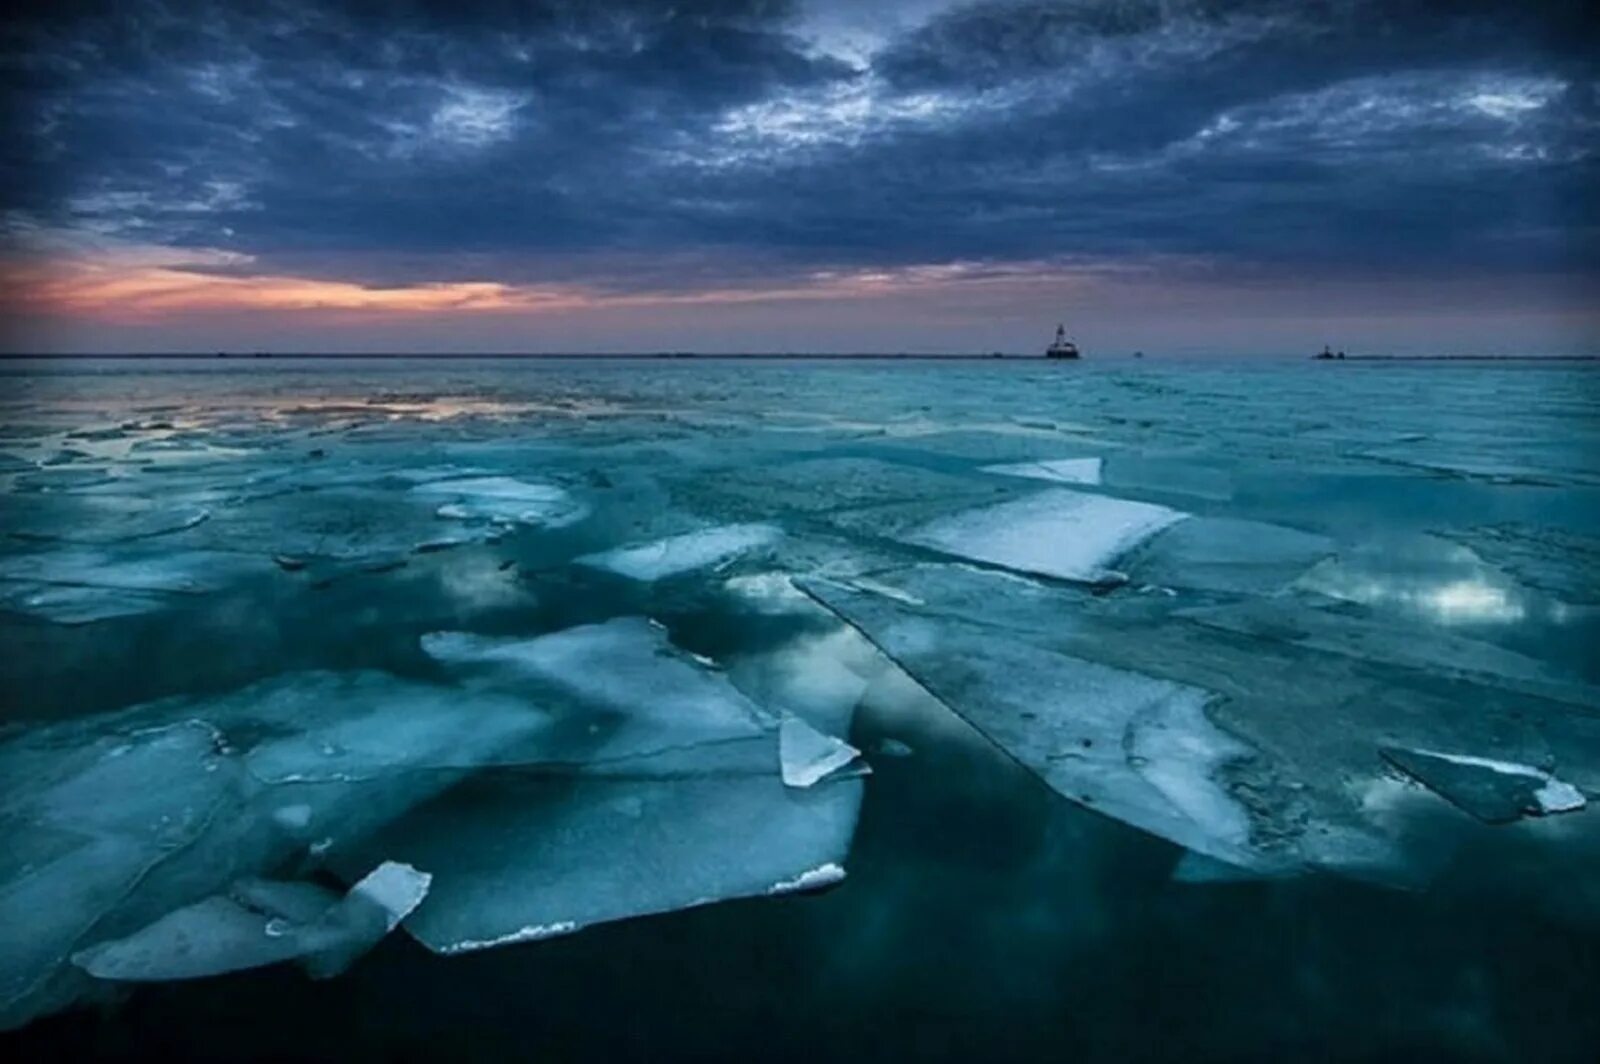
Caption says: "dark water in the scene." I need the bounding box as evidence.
[3,358,1598,1061]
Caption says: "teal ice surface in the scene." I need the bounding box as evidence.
[0,357,1597,1050]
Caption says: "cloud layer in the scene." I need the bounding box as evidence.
[0,0,1595,350]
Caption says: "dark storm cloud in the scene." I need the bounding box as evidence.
[1,0,1594,289]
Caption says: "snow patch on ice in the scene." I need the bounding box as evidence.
[903,488,1186,584]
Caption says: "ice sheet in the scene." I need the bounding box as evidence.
[902,488,1187,584]
[575,523,781,581]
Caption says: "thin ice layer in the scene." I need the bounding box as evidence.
[409,476,587,527]
[575,523,781,581]
[902,488,1187,584]
[1381,747,1587,823]
[339,761,861,954]
[72,861,430,982]
[798,579,1275,872]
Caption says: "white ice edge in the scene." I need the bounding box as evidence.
[904,488,1187,583]
[433,920,581,954]
[1409,748,1587,814]
[766,862,847,895]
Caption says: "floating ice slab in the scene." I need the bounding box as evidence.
[902,488,1187,584]
[799,579,1275,872]
[575,523,781,581]
[210,670,551,783]
[779,716,861,788]
[422,619,768,762]
[1,671,548,1028]
[72,862,429,983]
[0,547,273,594]
[339,762,862,955]
[409,476,587,527]
[0,722,239,1029]
[0,581,182,624]
[1381,747,1587,824]
[980,457,1103,486]
[5,497,211,545]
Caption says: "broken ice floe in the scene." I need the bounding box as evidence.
[71,862,429,982]
[779,716,862,788]
[314,619,866,953]
[901,488,1187,585]
[575,522,781,581]
[799,577,1274,872]
[1381,748,1586,824]
[409,476,588,527]
[0,648,861,1027]
[422,618,770,762]
[1123,517,1333,595]
[0,670,548,1029]
[0,547,274,624]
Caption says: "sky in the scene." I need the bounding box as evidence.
[0,0,1595,355]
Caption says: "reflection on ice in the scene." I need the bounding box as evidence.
[1297,536,1532,625]
[409,476,588,527]
[576,522,782,581]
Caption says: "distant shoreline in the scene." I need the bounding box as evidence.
[0,352,1595,362]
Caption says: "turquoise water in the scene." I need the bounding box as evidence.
[2,357,1598,1060]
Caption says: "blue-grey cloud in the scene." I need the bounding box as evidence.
[1,0,1594,291]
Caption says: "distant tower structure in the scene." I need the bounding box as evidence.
[1046,323,1080,359]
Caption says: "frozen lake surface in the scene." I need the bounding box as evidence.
[2,356,1598,1060]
